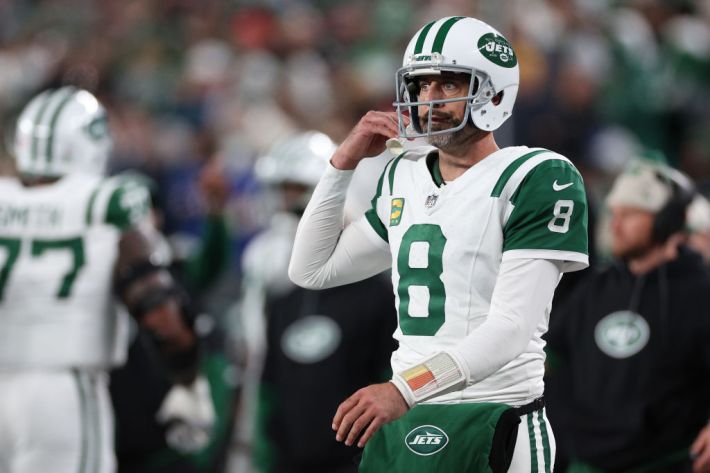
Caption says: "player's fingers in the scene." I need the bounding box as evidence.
[344,408,374,446]
[357,416,384,448]
[398,112,411,125]
[361,111,399,138]
[335,401,367,442]
[332,392,361,430]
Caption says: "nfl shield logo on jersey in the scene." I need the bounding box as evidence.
[425,194,439,208]
[390,198,405,226]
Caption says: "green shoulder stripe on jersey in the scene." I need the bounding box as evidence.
[366,157,396,243]
[365,208,388,242]
[490,149,549,197]
[103,175,151,230]
[84,185,100,225]
[503,159,588,255]
[388,154,405,195]
[46,90,78,165]
[414,21,436,55]
[370,157,395,209]
[432,16,465,53]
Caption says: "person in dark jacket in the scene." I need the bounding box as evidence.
[546,159,710,473]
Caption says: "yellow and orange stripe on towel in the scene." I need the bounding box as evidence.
[401,364,434,391]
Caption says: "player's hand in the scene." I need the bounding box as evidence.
[691,424,710,473]
[331,111,409,170]
[332,382,408,448]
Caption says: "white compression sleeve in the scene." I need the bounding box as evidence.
[392,257,562,405]
[288,163,391,289]
[450,257,562,382]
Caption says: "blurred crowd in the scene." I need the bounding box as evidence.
[1,0,710,255]
[1,0,710,472]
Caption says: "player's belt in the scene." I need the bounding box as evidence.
[512,397,545,417]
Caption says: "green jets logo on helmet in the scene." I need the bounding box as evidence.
[404,425,449,456]
[477,33,517,68]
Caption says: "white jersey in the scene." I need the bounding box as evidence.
[0,173,150,369]
[363,146,588,403]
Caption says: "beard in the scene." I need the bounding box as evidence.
[420,113,484,151]
[612,239,655,261]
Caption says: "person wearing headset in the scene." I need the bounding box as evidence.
[545,158,710,473]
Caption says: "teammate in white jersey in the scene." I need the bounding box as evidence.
[0,87,199,473]
[289,16,589,473]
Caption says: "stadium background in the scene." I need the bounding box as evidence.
[0,0,709,471]
[1,0,709,257]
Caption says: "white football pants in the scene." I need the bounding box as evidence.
[0,369,115,473]
[508,408,557,473]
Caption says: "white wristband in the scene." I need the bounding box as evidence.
[391,351,468,407]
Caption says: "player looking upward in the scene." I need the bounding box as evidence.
[289,16,589,473]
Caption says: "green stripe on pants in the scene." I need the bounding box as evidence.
[538,411,552,473]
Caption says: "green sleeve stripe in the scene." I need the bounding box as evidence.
[388,154,405,196]
[86,178,119,226]
[84,185,100,225]
[366,156,399,243]
[104,185,124,227]
[87,175,139,228]
[490,149,549,197]
[365,208,389,242]
[371,158,394,208]
[431,16,465,54]
[414,21,436,55]
[46,90,78,165]
[105,176,151,230]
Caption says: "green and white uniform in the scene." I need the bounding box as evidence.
[0,173,150,473]
[0,173,150,368]
[290,145,588,473]
[364,146,587,404]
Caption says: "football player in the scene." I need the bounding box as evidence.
[0,87,199,473]
[232,131,396,473]
[289,16,589,473]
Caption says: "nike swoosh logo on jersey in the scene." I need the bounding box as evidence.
[552,180,573,191]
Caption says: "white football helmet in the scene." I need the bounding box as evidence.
[394,16,520,137]
[14,86,112,178]
[254,131,336,188]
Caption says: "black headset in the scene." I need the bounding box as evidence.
[652,169,696,243]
